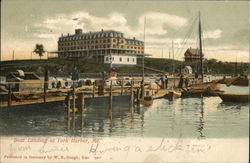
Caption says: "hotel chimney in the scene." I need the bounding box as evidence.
[75,29,83,35]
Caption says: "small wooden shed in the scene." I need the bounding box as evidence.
[182,66,193,74]
[6,70,41,92]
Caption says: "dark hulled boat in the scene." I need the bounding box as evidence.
[139,96,153,106]
[218,93,249,103]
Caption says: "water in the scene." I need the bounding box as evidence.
[219,84,249,94]
[0,96,248,138]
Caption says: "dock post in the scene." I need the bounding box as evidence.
[141,80,145,99]
[92,82,95,98]
[121,80,124,96]
[109,80,113,120]
[130,80,134,113]
[67,93,71,130]
[72,82,76,130]
[43,69,49,103]
[136,88,140,106]
[8,85,12,106]
[78,93,85,129]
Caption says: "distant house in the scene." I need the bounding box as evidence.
[6,70,41,92]
[184,48,204,62]
[182,66,193,74]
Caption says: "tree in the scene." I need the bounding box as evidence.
[34,44,45,60]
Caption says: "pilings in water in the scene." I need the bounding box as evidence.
[121,80,124,96]
[92,83,95,98]
[72,83,76,130]
[67,92,71,130]
[130,80,134,114]
[43,69,49,103]
[66,85,85,131]
[109,80,113,120]
[8,85,12,106]
[79,93,85,129]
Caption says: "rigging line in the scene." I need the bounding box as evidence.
[175,15,199,60]
[165,14,198,48]
[200,15,210,58]
[201,15,217,55]
[170,13,198,38]
[174,24,196,60]
[175,15,198,55]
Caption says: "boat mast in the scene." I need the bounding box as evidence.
[172,40,175,75]
[235,57,238,76]
[12,50,15,61]
[198,12,204,82]
[169,47,171,60]
[142,17,146,99]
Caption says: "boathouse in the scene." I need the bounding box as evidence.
[6,70,41,92]
[184,48,204,62]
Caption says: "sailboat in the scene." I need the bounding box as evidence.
[165,40,182,100]
[181,12,215,97]
[138,17,154,107]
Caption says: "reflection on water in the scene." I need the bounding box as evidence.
[0,96,248,138]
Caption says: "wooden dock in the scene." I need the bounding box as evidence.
[0,82,170,107]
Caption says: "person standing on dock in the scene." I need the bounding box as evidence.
[178,75,184,89]
[165,75,168,89]
[160,74,166,89]
[52,80,56,88]
[185,77,189,88]
[56,80,62,88]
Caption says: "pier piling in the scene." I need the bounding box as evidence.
[121,80,124,96]
[109,80,113,120]
[67,93,71,130]
[8,85,12,106]
[92,83,95,98]
[78,93,85,129]
[130,80,134,113]
[72,82,76,130]
[43,69,49,103]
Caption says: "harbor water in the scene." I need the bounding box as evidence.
[0,96,248,138]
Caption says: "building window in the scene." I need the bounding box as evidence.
[106,57,109,61]
[113,39,116,42]
[120,57,122,62]
[132,58,135,62]
[127,58,129,62]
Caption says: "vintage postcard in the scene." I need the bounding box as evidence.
[0,0,249,162]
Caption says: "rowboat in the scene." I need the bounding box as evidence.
[165,91,181,100]
[218,93,249,103]
[181,88,223,97]
[139,96,153,106]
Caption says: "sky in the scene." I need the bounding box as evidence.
[1,0,249,62]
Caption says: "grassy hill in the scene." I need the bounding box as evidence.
[0,57,248,76]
